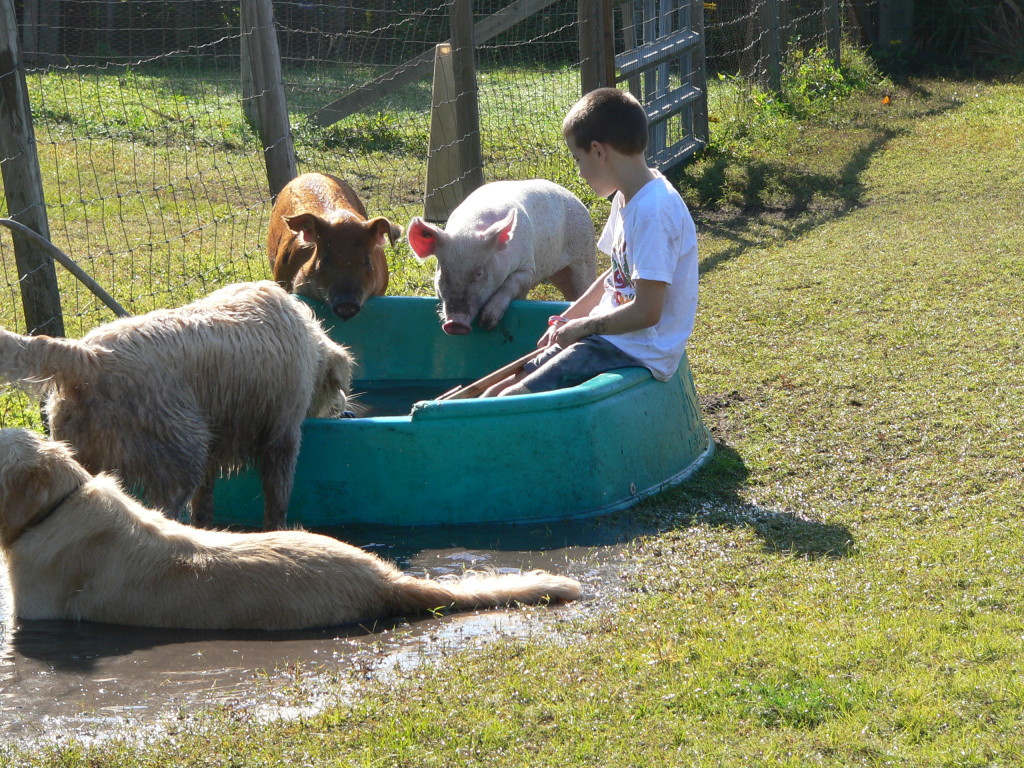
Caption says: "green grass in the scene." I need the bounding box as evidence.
[3,58,1024,765]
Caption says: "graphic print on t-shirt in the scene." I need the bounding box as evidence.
[603,228,635,307]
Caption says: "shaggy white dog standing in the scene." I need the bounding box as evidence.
[0,429,581,630]
[0,281,353,529]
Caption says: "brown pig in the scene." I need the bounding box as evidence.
[268,173,401,320]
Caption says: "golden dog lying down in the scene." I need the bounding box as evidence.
[0,429,581,630]
[0,281,353,530]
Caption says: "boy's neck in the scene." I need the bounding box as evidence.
[611,153,656,204]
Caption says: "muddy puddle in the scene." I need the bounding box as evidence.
[0,514,654,746]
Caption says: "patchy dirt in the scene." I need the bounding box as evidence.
[699,390,746,443]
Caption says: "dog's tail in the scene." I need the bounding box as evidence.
[390,569,582,616]
[0,327,96,392]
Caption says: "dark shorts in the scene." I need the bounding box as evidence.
[500,335,645,396]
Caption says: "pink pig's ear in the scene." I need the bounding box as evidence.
[407,217,442,259]
[284,213,318,246]
[478,208,517,251]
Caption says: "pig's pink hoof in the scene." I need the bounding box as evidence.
[442,321,471,335]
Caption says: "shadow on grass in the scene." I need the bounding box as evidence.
[643,437,855,560]
[690,130,904,278]
[679,86,971,278]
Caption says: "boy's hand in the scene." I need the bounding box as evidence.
[537,326,558,348]
[549,318,590,347]
[543,278,668,348]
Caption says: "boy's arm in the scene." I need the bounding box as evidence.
[551,278,667,347]
[562,268,611,319]
[536,269,610,347]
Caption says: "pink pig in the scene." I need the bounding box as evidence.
[406,179,597,335]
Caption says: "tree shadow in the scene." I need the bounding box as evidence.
[680,90,971,278]
[691,129,902,278]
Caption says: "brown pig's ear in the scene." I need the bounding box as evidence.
[367,217,401,247]
[283,213,319,246]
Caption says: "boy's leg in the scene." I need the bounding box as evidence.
[498,336,644,397]
[481,344,563,397]
[480,370,525,397]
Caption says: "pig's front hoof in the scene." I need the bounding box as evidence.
[442,320,472,335]
[332,301,362,320]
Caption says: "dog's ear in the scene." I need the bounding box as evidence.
[307,343,355,419]
[0,430,90,547]
[325,344,354,394]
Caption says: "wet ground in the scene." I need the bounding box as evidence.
[0,514,653,747]
[0,385,664,746]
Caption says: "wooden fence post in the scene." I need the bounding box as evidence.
[423,0,484,222]
[240,0,297,200]
[579,0,615,93]
[0,0,64,336]
[824,0,841,67]
[757,0,782,92]
[449,0,484,198]
[424,44,460,222]
[692,0,709,146]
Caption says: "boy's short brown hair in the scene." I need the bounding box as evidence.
[562,87,648,156]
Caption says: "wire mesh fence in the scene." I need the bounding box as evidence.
[1,0,873,428]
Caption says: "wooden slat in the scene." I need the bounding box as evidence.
[309,0,561,128]
[649,135,704,171]
[644,83,702,126]
[436,348,546,401]
[614,26,700,78]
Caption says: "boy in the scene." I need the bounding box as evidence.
[484,87,698,397]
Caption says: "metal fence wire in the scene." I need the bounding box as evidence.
[1,0,872,428]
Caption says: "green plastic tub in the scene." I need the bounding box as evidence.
[213,296,713,528]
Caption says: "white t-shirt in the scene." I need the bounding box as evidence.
[593,171,698,381]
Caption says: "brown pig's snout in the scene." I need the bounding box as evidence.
[330,296,363,320]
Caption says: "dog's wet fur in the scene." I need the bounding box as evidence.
[0,282,353,529]
[0,428,582,630]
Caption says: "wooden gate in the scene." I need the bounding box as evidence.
[613,0,709,171]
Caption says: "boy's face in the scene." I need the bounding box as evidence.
[565,136,616,198]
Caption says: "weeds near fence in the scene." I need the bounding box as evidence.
[676,43,892,210]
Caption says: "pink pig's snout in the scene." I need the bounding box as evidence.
[442,320,471,335]
[441,311,473,335]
